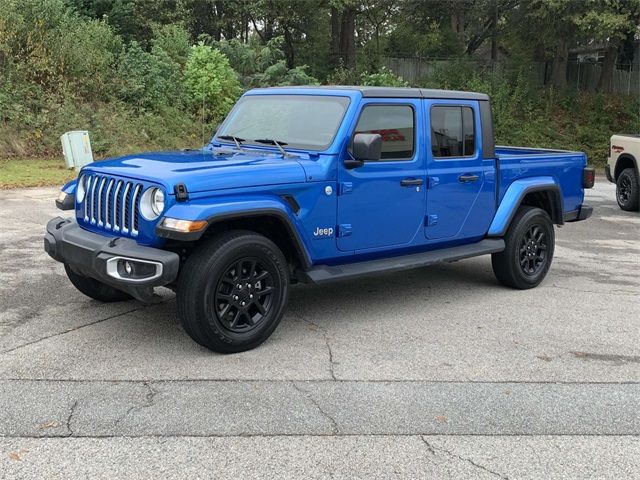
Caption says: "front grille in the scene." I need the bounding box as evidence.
[83,174,142,236]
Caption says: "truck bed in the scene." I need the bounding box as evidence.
[495,145,587,215]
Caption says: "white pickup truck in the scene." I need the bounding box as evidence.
[606,134,640,211]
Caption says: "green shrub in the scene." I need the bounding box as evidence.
[117,41,185,111]
[360,67,408,87]
[0,0,122,99]
[211,37,319,88]
[183,42,242,121]
[152,23,191,66]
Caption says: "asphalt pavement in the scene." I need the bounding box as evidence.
[0,179,638,479]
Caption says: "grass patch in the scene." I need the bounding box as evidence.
[0,158,76,189]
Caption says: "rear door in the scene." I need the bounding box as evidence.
[337,99,426,251]
[425,100,495,240]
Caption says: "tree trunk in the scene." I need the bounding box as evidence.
[597,43,619,93]
[339,6,356,69]
[550,39,569,89]
[330,7,340,68]
[490,1,498,62]
[283,26,295,69]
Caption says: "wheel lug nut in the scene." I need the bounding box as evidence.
[241,301,246,306]
[249,294,253,299]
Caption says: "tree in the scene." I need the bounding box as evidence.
[183,42,241,120]
[574,0,640,92]
[330,0,358,69]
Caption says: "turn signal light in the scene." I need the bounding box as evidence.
[160,217,208,233]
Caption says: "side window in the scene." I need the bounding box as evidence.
[431,106,476,158]
[354,105,415,160]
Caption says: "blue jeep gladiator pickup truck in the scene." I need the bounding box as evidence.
[45,86,595,352]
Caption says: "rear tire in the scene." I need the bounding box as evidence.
[64,264,133,302]
[492,206,555,289]
[616,167,640,211]
[177,231,289,353]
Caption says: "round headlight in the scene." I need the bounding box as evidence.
[140,187,165,220]
[152,188,165,216]
[76,175,86,203]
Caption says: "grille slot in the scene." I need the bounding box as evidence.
[83,174,144,237]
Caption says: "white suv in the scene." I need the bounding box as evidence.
[606,134,640,211]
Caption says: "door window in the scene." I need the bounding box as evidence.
[354,105,415,160]
[430,106,475,158]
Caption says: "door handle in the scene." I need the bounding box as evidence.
[458,174,480,183]
[400,178,424,187]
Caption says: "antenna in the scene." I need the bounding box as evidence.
[201,80,206,159]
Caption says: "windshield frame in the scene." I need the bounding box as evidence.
[213,93,352,153]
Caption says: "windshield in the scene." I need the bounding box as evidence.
[216,95,351,151]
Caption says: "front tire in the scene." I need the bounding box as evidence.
[616,167,640,211]
[492,206,555,289]
[64,264,133,302]
[177,231,290,353]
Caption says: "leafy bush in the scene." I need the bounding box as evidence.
[152,23,191,66]
[327,65,407,87]
[183,42,242,121]
[360,67,408,87]
[211,37,319,88]
[0,0,122,98]
[117,41,184,111]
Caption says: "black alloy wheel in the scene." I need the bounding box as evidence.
[617,175,632,205]
[616,167,640,211]
[213,257,274,333]
[491,205,555,289]
[177,230,289,353]
[519,224,548,276]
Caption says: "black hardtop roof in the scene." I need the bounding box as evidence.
[261,85,490,101]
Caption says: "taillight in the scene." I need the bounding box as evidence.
[583,167,595,189]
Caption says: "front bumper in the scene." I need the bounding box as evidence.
[605,165,615,183]
[44,217,180,301]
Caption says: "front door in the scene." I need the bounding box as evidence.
[337,99,426,251]
[425,101,495,240]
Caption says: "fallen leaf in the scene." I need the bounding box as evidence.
[37,421,61,429]
[435,415,447,424]
[8,449,28,461]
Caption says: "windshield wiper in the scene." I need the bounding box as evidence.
[253,138,293,157]
[217,135,246,151]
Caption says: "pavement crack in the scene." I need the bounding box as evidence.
[65,400,79,437]
[295,317,337,381]
[0,300,171,355]
[291,381,339,435]
[114,382,159,428]
[421,436,509,479]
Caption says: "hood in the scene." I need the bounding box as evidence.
[83,150,307,194]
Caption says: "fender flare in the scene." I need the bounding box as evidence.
[614,153,638,180]
[157,195,312,269]
[487,177,563,237]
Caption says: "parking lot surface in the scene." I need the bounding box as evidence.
[1,180,638,479]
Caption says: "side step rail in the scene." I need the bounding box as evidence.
[305,238,505,284]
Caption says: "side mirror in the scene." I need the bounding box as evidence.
[346,133,382,169]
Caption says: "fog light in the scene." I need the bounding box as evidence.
[106,257,163,282]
